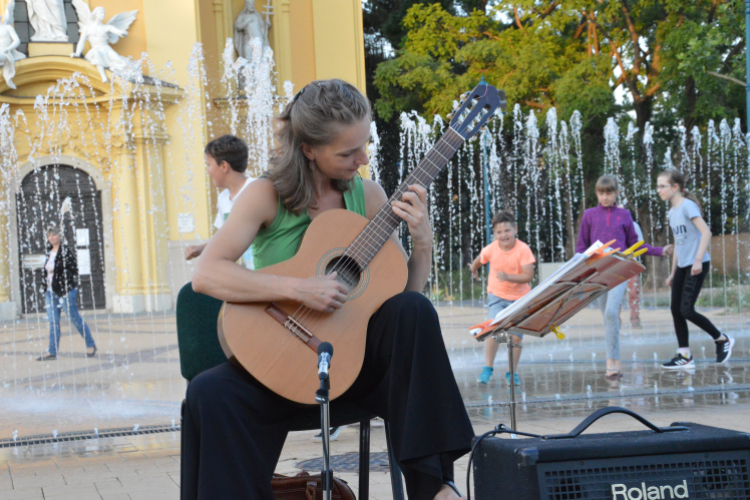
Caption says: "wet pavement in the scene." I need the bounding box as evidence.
[1,302,749,499]
[1,302,749,439]
[445,304,750,423]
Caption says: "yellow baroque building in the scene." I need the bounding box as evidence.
[0,0,367,318]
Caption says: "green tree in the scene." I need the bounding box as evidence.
[373,2,617,125]
[659,0,745,133]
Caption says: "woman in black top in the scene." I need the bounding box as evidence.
[37,226,97,361]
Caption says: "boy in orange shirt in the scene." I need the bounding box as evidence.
[469,211,536,385]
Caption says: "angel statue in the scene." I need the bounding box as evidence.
[70,0,138,83]
[0,0,26,90]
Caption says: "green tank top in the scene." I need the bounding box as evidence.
[252,177,366,269]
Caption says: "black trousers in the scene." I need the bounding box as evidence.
[671,262,722,348]
[181,292,474,500]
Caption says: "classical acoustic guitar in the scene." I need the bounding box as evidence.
[218,82,504,404]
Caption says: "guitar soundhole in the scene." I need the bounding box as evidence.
[326,256,362,292]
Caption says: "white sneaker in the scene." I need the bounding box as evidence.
[662,353,695,370]
[716,335,735,364]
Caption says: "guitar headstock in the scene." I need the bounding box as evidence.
[449,81,506,140]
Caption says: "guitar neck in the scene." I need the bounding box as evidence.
[347,127,465,268]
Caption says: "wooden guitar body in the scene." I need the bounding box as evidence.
[218,209,408,405]
[217,81,503,405]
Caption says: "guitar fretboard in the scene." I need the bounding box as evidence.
[347,127,465,268]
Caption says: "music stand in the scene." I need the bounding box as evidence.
[471,241,648,430]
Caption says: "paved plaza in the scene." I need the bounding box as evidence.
[1,301,749,499]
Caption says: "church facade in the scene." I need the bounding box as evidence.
[0,0,367,318]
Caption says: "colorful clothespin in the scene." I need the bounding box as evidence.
[623,240,645,256]
[551,326,566,339]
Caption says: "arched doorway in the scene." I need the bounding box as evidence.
[16,165,106,313]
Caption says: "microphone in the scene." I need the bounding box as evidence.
[317,342,333,380]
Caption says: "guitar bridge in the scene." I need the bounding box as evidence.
[265,302,321,352]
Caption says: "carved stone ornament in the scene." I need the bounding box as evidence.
[0,0,27,89]
[234,0,269,60]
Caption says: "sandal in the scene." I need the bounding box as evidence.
[605,370,622,380]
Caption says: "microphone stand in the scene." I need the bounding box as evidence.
[316,364,333,500]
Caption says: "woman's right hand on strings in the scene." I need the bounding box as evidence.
[294,273,349,313]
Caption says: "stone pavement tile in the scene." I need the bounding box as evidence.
[135,466,176,477]
[63,471,120,485]
[7,459,57,470]
[94,479,125,495]
[51,458,81,468]
[82,463,111,473]
[141,450,178,460]
[54,465,85,475]
[368,482,396,498]
[42,484,101,500]
[128,489,178,500]
[0,488,44,499]
[0,465,13,487]
[152,457,179,468]
[5,469,39,479]
[117,476,179,493]
[100,494,132,500]
[10,473,66,490]
[368,473,394,485]
[104,463,140,474]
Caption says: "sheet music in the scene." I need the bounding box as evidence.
[471,241,644,339]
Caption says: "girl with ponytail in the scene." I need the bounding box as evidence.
[657,169,734,370]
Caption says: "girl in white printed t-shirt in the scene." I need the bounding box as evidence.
[657,169,734,370]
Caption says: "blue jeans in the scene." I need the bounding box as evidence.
[596,281,628,360]
[487,293,522,338]
[45,288,96,356]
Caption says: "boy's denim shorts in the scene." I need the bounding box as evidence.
[487,293,522,338]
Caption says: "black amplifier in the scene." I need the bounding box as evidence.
[473,407,750,500]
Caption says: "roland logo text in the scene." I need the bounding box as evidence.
[611,480,689,500]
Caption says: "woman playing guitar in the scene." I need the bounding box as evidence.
[182,79,474,500]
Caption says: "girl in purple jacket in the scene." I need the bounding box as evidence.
[576,175,673,379]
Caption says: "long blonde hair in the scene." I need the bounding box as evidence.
[267,79,371,215]
[659,169,702,214]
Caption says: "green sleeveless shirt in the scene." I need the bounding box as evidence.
[252,177,366,269]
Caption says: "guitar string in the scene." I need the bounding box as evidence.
[285,132,462,332]
[287,96,492,332]
[289,124,484,333]
[287,128,465,333]
[285,135,462,333]
[290,129,462,324]
[292,112,490,332]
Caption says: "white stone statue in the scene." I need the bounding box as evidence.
[70,0,138,83]
[26,0,68,41]
[0,0,26,89]
[234,0,269,59]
